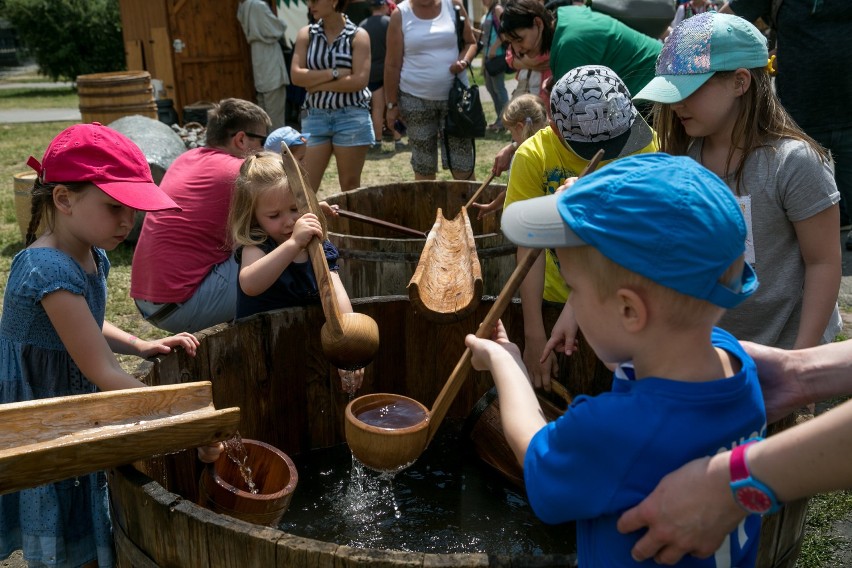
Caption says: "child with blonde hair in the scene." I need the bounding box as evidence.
[0,123,209,568]
[228,151,363,392]
[470,93,548,218]
[634,12,841,349]
[468,153,765,566]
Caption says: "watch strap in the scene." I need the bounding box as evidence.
[729,439,757,482]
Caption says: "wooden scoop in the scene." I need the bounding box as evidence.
[0,381,240,495]
[279,146,380,371]
[346,152,604,472]
[407,172,497,323]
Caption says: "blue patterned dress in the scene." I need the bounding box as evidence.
[0,247,115,567]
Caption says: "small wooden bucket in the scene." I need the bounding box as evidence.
[77,71,157,124]
[198,439,298,527]
[12,172,38,241]
[465,386,569,488]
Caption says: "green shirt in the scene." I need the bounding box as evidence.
[550,6,661,96]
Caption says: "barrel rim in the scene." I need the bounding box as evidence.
[76,71,152,84]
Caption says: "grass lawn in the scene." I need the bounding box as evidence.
[0,83,850,567]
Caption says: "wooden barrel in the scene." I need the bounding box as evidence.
[324,181,515,299]
[77,71,157,124]
[112,297,579,567]
[110,297,805,567]
[198,439,298,527]
[12,172,38,242]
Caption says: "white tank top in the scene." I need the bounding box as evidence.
[398,0,467,100]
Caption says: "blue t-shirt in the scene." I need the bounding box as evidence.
[235,238,341,319]
[524,328,765,567]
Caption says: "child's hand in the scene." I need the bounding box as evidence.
[139,332,200,358]
[338,367,364,394]
[470,191,506,220]
[291,213,323,248]
[542,303,580,358]
[465,320,522,372]
[319,201,339,217]
[556,177,579,194]
[197,442,224,463]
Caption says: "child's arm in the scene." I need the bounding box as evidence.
[541,301,579,358]
[42,291,147,391]
[469,190,506,220]
[466,320,547,465]
[517,247,558,390]
[239,213,323,296]
[103,321,199,358]
[792,204,841,348]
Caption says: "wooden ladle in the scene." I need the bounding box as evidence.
[279,146,380,371]
[345,151,604,471]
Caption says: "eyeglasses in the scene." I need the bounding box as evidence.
[232,131,268,146]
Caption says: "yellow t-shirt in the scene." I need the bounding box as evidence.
[503,126,658,302]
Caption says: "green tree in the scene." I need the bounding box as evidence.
[4,0,125,82]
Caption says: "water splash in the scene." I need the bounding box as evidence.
[223,432,258,494]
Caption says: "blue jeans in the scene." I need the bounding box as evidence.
[135,255,238,333]
[302,106,375,147]
[484,69,509,127]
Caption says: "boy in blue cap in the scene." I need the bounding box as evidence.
[264,126,310,162]
[466,153,766,567]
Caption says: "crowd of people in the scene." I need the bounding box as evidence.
[2,0,851,566]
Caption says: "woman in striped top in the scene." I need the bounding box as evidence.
[292,0,374,192]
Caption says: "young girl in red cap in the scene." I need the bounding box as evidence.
[0,123,216,568]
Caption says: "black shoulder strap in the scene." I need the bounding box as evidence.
[770,0,783,28]
[453,3,465,53]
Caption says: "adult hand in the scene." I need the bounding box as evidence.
[292,213,324,248]
[492,143,516,175]
[617,453,746,564]
[741,341,807,423]
[449,59,471,75]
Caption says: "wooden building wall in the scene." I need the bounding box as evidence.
[118,0,254,117]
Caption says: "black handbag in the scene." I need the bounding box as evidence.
[484,55,509,76]
[446,4,486,140]
[445,76,486,139]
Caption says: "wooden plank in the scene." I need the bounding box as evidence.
[151,26,177,103]
[0,382,239,494]
[125,40,144,71]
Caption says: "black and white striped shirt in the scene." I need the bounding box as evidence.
[304,17,371,110]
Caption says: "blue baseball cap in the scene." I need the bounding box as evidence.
[501,153,758,309]
[264,126,310,153]
[633,12,768,104]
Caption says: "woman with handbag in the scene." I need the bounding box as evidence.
[480,0,509,132]
[384,0,479,180]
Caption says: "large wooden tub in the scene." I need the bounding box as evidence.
[112,297,608,567]
[324,181,515,299]
[111,296,804,567]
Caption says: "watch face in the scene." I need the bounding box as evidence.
[735,486,772,514]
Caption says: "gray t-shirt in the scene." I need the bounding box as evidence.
[688,137,841,348]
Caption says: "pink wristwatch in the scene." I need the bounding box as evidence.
[729,438,782,515]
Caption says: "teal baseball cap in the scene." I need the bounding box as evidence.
[501,153,758,309]
[633,12,768,104]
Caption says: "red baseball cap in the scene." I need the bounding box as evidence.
[26,122,180,212]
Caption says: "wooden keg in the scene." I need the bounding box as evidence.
[76,71,157,124]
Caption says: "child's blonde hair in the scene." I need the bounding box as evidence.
[652,68,830,195]
[565,246,745,330]
[502,94,548,141]
[229,151,292,247]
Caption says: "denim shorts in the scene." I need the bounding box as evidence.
[302,106,375,147]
